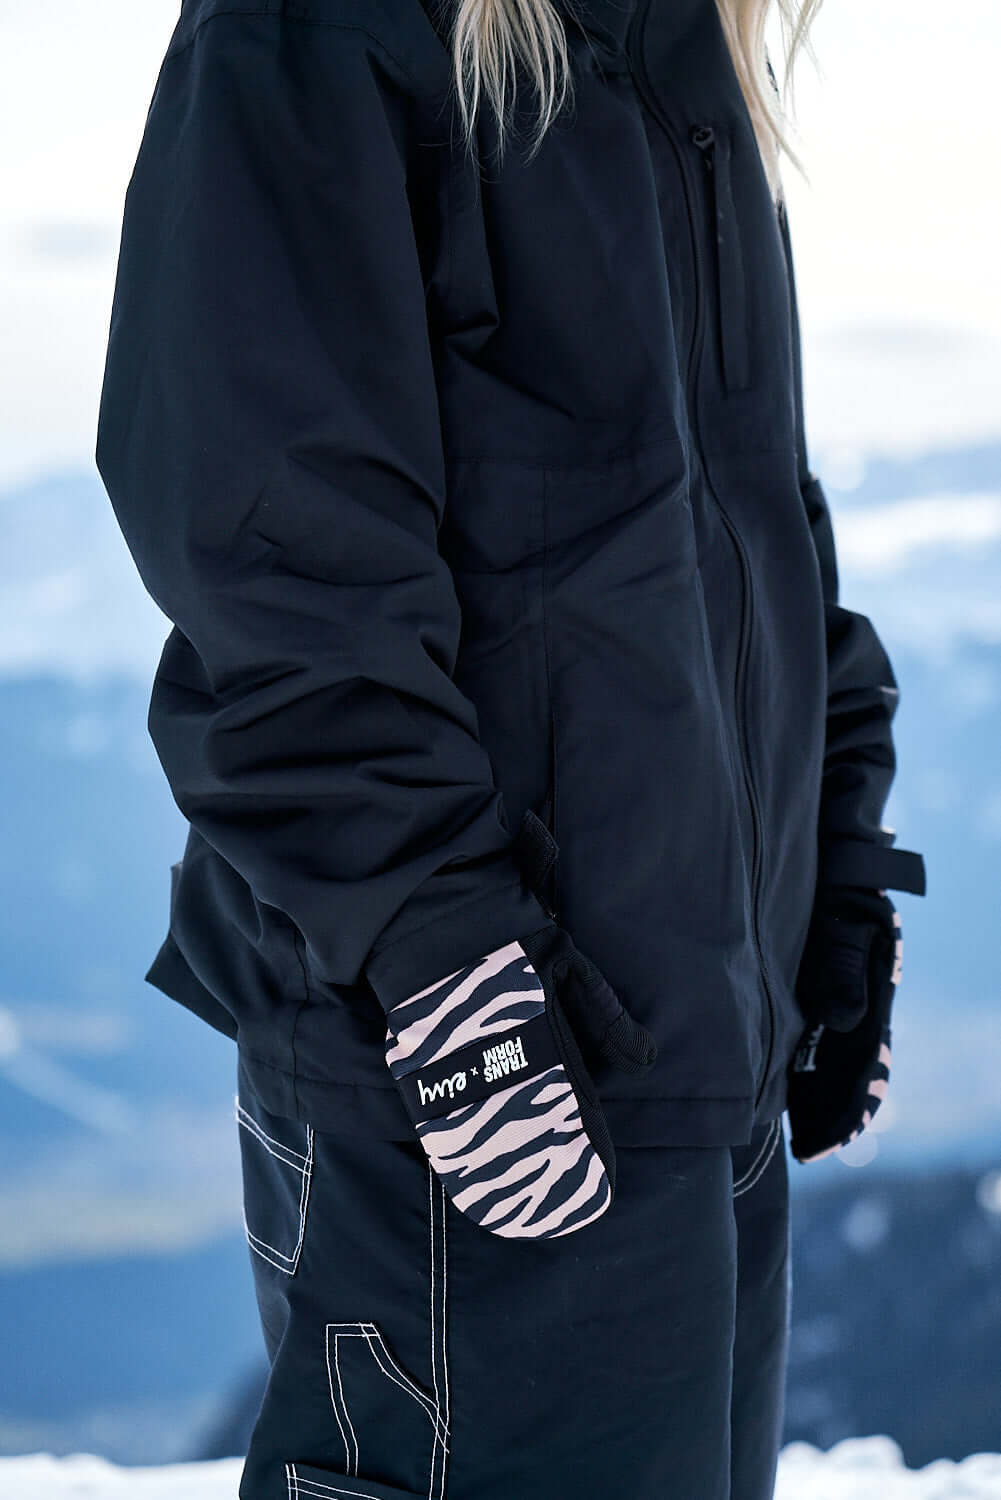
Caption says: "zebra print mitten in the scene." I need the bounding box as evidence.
[381,923,657,1239]
[787,886,903,1163]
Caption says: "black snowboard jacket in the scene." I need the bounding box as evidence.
[95,0,927,1147]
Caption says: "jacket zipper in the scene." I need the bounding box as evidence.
[690,124,751,393]
[623,39,776,1112]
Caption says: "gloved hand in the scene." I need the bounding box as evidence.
[786,884,903,1164]
[382,922,657,1239]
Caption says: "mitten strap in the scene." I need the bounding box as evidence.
[818,839,926,895]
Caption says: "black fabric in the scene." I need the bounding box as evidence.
[795,885,898,1033]
[96,0,927,1150]
[521,919,659,1204]
[787,887,901,1163]
[519,921,659,1076]
[234,1057,791,1500]
[817,838,927,896]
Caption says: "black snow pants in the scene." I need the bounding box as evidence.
[235,1054,791,1500]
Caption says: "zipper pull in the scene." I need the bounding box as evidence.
[690,123,716,161]
[689,122,751,394]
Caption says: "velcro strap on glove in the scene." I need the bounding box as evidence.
[818,838,926,896]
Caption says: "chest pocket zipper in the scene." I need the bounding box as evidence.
[690,123,751,394]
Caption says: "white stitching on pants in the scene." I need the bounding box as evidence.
[429,1163,441,1487]
[732,1119,779,1191]
[428,1163,441,1500]
[324,1322,450,1479]
[288,1161,453,1496]
[285,1466,394,1499]
[234,1093,311,1166]
[325,1325,361,1475]
[441,1175,451,1500]
[428,1166,450,1500]
[240,1118,314,1274]
[733,1118,781,1197]
[360,1325,446,1434]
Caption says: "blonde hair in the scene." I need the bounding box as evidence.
[448,0,823,205]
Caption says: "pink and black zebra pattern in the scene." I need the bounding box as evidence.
[797,897,903,1163]
[385,939,612,1239]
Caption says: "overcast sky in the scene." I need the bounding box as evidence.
[1,0,998,490]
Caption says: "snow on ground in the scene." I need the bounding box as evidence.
[2,1438,1001,1498]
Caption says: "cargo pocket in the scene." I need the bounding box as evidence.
[234,1085,314,1276]
[283,1462,429,1499]
[313,1319,449,1498]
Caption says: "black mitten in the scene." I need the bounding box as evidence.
[787,885,903,1163]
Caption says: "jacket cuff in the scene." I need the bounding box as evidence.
[817,835,927,896]
[363,856,555,1014]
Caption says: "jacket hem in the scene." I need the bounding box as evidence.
[237,1042,774,1147]
[145,930,784,1147]
[144,931,239,1041]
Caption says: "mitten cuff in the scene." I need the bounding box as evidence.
[364,867,554,1015]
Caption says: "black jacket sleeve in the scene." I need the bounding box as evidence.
[95,6,552,1013]
[777,199,926,898]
